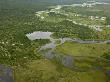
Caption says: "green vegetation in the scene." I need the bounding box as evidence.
[102,52,110,60]
[36,4,110,40]
[55,42,110,57]
[0,0,110,82]
[55,41,110,80]
[14,59,110,82]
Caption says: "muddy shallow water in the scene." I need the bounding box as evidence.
[26,31,110,50]
[0,65,13,82]
[26,31,52,40]
[26,31,110,69]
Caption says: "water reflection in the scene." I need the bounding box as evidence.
[0,65,13,82]
[62,55,74,68]
[26,31,110,69]
[26,31,52,40]
[42,50,74,68]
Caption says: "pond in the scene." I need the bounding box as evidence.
[26,31,53,40]
[42,50,74,68]
[26,31,110,69]
[0,65,13,82]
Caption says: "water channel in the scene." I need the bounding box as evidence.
[26,31,110,69]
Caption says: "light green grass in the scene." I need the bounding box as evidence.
[55,42,110,57]
[14,59,110,82]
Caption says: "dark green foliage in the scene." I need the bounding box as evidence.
[102,52,110,60]
[0,0,110,66]
[106,17,110,25]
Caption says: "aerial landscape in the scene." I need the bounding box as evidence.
[0,0,110,82]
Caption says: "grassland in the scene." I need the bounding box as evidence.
[55,42,110,57]
[54,41,110,81]
[14,59,110,82]
[0,1,110,82]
